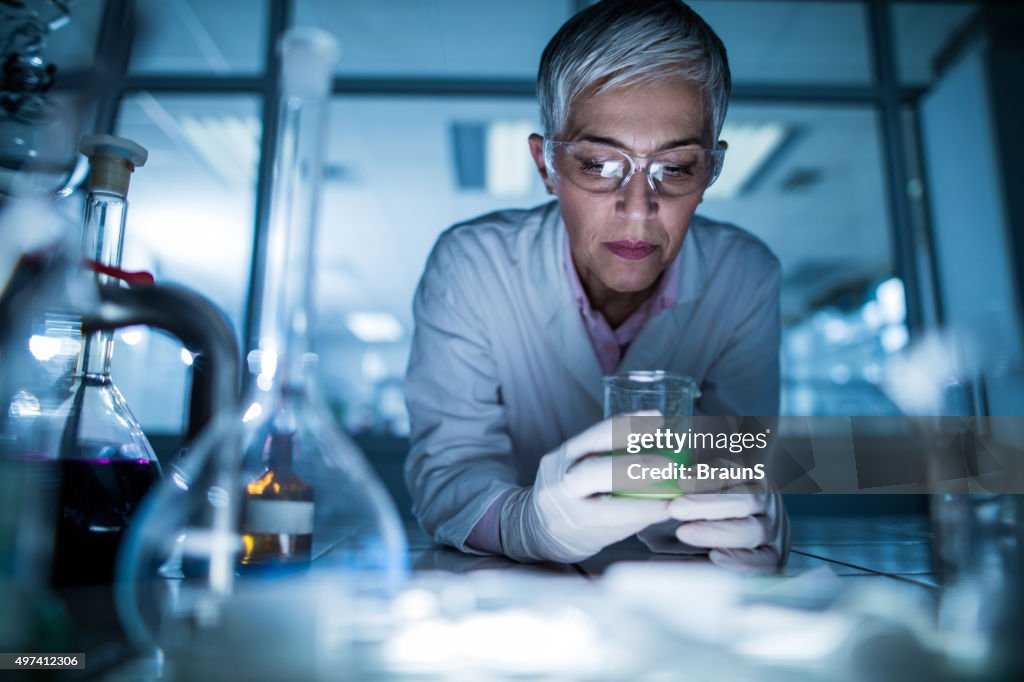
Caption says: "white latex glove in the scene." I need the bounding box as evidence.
[500,413,673,563]
[639,487,789,572]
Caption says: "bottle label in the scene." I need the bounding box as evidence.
[244,500,314,534]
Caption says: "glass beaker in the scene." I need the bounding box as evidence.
[603,370,700,418]
[603,371,700,498]
[932,491,1024,676]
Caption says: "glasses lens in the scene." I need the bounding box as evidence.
[550,142,630,194]
[649,149,716,197]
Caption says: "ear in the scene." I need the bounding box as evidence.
[528,133,557,195]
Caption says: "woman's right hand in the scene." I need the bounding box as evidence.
[499,412,673,563]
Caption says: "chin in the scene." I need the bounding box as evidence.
[602,267,661,294]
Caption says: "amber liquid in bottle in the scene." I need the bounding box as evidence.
[239,432,314,575]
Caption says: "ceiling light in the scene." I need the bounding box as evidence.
[705,122,788,199]
[486,120,535,197]
[346,311,403,343]
[178,113,260,187]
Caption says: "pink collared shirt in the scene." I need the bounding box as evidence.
[465,231,680,555]
[562,231,681,374]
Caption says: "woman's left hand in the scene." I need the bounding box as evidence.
[638,489,790,572]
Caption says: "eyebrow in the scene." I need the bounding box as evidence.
[577,134,704,153]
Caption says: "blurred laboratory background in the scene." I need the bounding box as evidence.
[3,0,1021,492]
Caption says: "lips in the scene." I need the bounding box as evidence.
[604,240,658,261]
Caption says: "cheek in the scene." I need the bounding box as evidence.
[662,198,702,247]
[558,190,613,245]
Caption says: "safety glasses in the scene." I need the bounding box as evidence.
[544,139,724,198]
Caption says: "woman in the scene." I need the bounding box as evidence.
[405,0,788,569]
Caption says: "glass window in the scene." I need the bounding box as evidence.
[113,94,260,432]
[130,0,268,74]
[892,2,979,85]
[689,1,873,84]
[293,0,573,77]
[315,96,550,434]
[699,104,902,415]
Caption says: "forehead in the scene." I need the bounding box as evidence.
[563,77,708,149]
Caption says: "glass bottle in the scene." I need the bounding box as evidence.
[239,432,314,573]
[117,28,408,663]
[46,135,162,588]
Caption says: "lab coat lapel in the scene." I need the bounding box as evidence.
[620,219,707,373]
[548,298,605,408]
[529,203,605,408]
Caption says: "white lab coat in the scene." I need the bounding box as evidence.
[405,200,781,552]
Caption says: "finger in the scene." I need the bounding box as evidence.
[708,546,782,573]
[565,453,677,497]
[562,455,614,497]
[675,515,769,549]
[668,493,768,521]
[579,494,671,529]
[637,521,711,555]
[562,411,665,464]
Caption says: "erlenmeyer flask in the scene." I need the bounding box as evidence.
[1,192,242,653]
[49,134,162,588]
[117,28,408,667]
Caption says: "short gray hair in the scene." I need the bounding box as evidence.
[537,0,731,143]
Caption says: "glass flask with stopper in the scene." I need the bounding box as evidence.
[2,211,242,663]
[49,134,163,588]
[116,28,409,670]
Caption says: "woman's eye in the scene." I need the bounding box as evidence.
[578,159,623,177]
[661,164,695,178]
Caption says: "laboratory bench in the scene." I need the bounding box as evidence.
[40,434,1006,681]
[64,513,1001,682]
[407,513,935,583]
[44,424,1013,680]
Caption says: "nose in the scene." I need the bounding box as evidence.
[615,162,659,223]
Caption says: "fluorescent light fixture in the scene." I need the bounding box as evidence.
[704,122,788,199]
[180,348,194,366]
[486,120,535,197]
[178,113,260,187]
[347,312,403,343]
